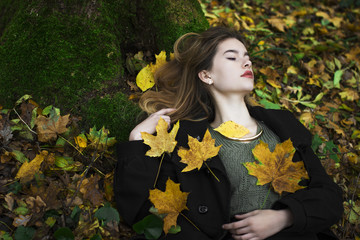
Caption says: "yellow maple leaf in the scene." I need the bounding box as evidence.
[149,51,167,74]
[178,129,221,174]
[267,17,286,32]
[141,118,180,157]
[339,88,360,101]
[15,150,48,183]
[315,11,343,28]
[74,133,87,150]
[149,178,189,234]
[214,121,249,139]
[35,112,69,142]
[136,65,155,92]
[243,139,309,195]
[136,51,170,92]
[345,47,360,65]
[286,66,298,74]
[267,79,282,88]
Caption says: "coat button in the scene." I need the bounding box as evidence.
[198,205,208,214]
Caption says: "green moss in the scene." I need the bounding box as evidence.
[0,1,122,110]
[80,93,142,142]
[0,0,26,37]
[0,0,208,141]
[143,0,209,52]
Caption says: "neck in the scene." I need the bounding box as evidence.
[210,92,258,136]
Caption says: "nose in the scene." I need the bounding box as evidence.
[243,60,252,68]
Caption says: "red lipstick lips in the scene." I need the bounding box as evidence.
[241,70,253,78]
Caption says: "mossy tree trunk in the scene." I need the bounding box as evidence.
[0,0,208,141]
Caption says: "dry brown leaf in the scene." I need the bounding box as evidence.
[178,129,221,172]
[141,118,180,157]
[26,196,46,213]
[35,114,69,142]
[244,139,309,195]
[5,193,14,211]
[79,174,103,206]
[214,121,249,139]
[149,178,189,234]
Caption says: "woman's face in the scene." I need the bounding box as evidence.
[204,38,254,95]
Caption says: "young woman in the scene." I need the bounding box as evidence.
[114,27,343,240]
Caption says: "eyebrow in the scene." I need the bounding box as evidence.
[223,50,249,56]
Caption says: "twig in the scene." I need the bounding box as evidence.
[0,220,13,232]
[59,135,84,156]
[12,108,37,135]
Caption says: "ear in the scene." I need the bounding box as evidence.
[198,70,212,84]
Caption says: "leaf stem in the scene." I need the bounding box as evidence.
[180,212,201,232]
[204,162,220,182]
[260,187,271,209]
[59,135,84,156]
[153,153,165,188]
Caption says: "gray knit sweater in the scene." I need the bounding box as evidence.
[209,121,281,216]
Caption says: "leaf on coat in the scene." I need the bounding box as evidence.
[243,139,309,194]
[178,129,221,172]
[149,178,189,234]
[35,107,69,142]
[15,150,48,184]
[141,118,180,157]
[214,121,249,139]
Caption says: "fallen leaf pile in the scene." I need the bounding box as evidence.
[0,96,122,240]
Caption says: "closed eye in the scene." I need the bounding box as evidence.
[227,57,236,60]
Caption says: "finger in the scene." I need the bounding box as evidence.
[155,108,176,115]
[222,220,247,230]
[231,227,250,235]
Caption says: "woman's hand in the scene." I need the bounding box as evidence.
[222,209,293,240]
[129,108,176,141]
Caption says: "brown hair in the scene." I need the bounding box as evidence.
[139,26,246,122]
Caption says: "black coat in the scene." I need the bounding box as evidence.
[114,106,343,240]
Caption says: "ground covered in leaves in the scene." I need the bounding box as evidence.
[1,0,360,239]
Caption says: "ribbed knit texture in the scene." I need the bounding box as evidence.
[209,121,281,216]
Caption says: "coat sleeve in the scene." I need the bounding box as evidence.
[272,144,343,234]
[113,141,159,225]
